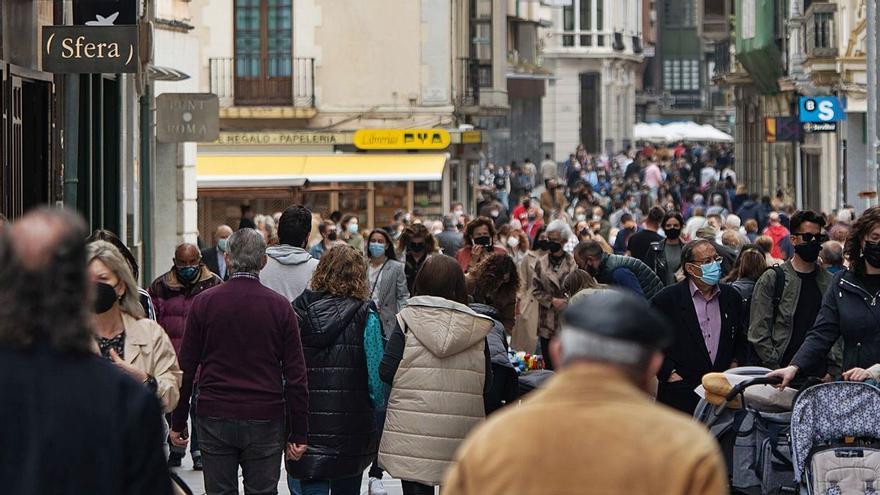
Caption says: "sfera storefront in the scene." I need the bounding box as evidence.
[196,129,486,234]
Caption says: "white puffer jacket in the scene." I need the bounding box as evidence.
[378,296,493,486]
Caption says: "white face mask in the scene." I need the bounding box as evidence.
[507,237,520,248]
[575,214,587,222]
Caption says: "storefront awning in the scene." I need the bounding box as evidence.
[197,153,448,188]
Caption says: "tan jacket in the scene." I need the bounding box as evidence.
[122,313,182,413]
[379,296,494,486]
[531,253,577,339]
[511,251,540,352]
[443,365,727,494]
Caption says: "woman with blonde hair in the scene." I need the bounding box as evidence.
[87,241,181,413]
[289,244,380,495]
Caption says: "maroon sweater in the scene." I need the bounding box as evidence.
[171,275,309,444]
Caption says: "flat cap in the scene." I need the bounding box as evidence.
[562,289,673,350]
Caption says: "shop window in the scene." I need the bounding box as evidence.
[302,191,331,220]
[413,181,443,219]
[374,182,408,228]
[337,183,368,227]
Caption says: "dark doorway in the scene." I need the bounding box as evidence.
[580,72,601,153]
[21,79,52,213]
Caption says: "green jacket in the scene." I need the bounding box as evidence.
[748,261,840,374]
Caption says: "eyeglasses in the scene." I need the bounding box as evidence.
[793,233,828,243]
[692,256,723,265]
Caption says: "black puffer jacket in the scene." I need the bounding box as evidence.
[287,289,378,479]
[597,253,665,299]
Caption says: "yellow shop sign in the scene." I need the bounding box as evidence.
[354,129,451,150]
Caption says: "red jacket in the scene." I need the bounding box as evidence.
[763,224,791,261]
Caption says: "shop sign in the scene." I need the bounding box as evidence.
[461,130,482,144]
[157,93,220,143]
[42,25,138,74]
[354,129,451,150]
[802,122,837,133]
[765,116,800,142]
[74,0,137,26]
[799,96,846,123]
[214,132,346,146]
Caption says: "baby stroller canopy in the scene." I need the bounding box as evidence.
[790,382,880,482]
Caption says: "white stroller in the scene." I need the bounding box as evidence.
[790,381,880,495]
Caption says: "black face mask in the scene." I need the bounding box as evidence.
[665,228,681,240]
[547,241,562,253]
[93,282,119,314]
[865,241,880,269]
[523,200,531,209]
[326,231,338,241]
[474,236,492,248]
[795,240,822,263]
[533,239,549,251]
[408,242,426,253]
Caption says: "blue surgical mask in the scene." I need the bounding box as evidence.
[368,242,386,258]
[217,238,229,252]
[176,265,199,283]
[698,261,722,286]
[347,223,359,234]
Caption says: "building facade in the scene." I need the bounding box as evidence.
[542,0,644,159]
[190,0,518,233]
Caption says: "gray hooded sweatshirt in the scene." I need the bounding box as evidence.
[260,245,319,302]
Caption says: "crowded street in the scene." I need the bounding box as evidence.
[3,0,880,494]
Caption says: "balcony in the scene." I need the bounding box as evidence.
[805,3,837,59]
[209,57,315,118]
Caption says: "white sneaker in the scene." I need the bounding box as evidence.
[368,477,388,495]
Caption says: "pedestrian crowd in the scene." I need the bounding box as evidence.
[3,141,880,495]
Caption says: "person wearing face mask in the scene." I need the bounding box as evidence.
[748,210,837,378]
[511,227,548,352]
[91,241,183,414]
[457,217,508,274]
[201,224,233,280]
[399,223,437,293]
[148,242,221,468]
[310,220,340,260]
[768,207,880,388]
[531,220,578,370]
[340,214,364,251]
[650,240,747,414]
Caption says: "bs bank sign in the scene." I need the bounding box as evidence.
[42,25,139,74]
[798,96,845,124]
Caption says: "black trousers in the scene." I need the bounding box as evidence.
[540,337,555,370]
[197,417,284,495]
[401,480,434,495]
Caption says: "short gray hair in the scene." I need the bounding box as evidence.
[558,326,651,367]
[228,228,266,275]
[546,219,573,242]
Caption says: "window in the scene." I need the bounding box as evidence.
[805,4,836,57]
[663,59,700,91]
[233,0,293,105]
[663,0,696,27]
[469,0,493,88]
[813,12,833,49]
[561,0,604,47]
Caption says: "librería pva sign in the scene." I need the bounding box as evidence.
[42,25,139,74]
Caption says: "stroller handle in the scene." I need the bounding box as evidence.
[724,375,783,402]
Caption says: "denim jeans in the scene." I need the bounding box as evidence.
[198,417,284,495]
[297,475,362,495]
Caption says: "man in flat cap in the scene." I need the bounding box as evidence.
[443,290,726,494]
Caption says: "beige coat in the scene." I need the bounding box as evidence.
[379,296,494,486]
[511,251,540,352]
[444,365,727,494]
[531,253,577,339]
[121,313,182,413]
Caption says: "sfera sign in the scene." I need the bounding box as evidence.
[42,25,139,74]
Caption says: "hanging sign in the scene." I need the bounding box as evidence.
[157,93,220,143]
[74,0,138,26]
[42,25,139,74]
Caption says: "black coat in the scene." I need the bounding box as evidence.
[792,270,880,375]
[0,344,171,495]
[651,281,747,414]
[200,246,227,280]
[288,290,378,479]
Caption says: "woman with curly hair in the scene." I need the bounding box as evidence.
[398,223,437,293]
[769,206,880,387]
[289,244,380,495]
[456,217,508,273]
[465,252,519,331]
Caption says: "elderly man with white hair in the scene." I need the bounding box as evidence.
[532,219,578,370]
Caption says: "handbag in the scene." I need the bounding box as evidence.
[363,308,386,409]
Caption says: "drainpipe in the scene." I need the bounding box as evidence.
[139,0,156,282]
[61,0,79,209]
